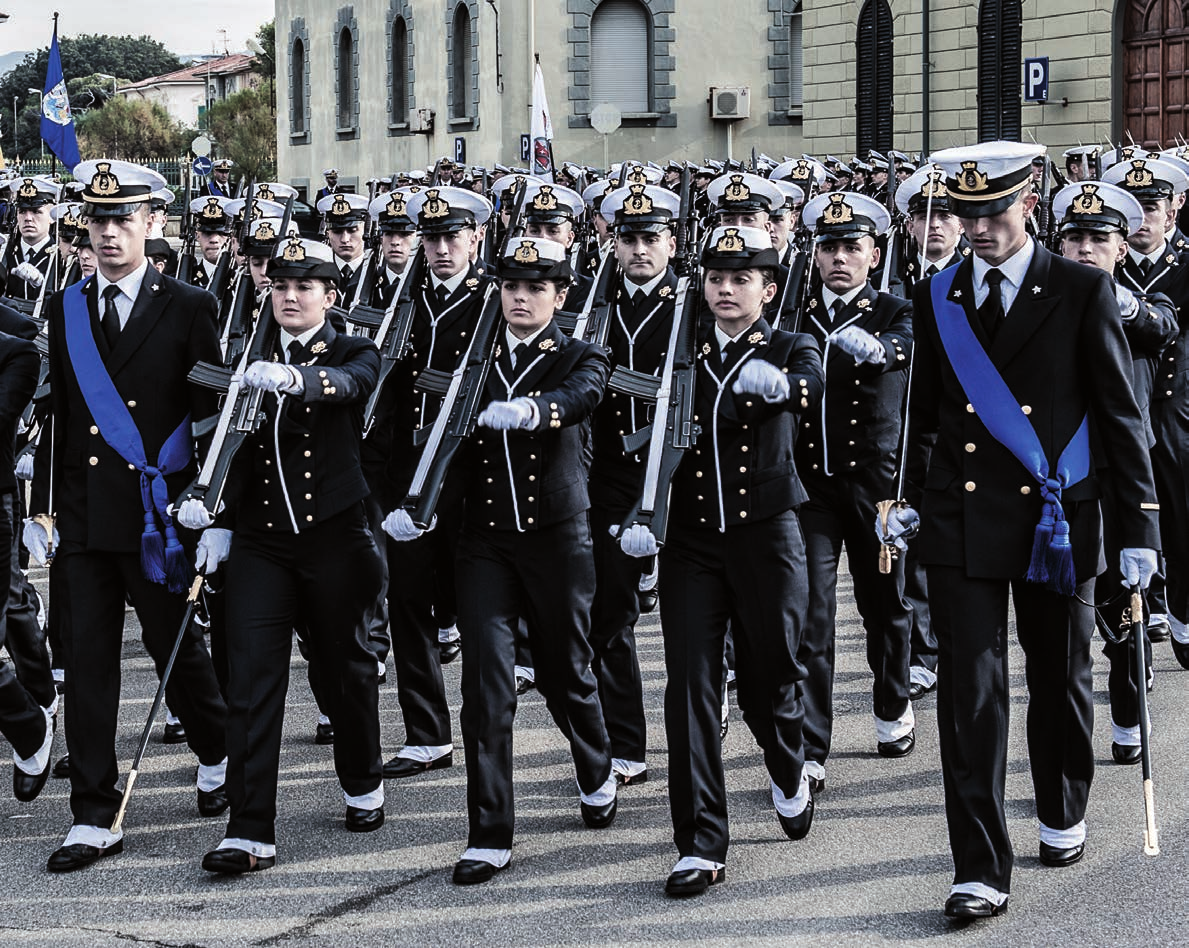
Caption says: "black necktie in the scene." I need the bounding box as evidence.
[511,342,529,368]
[25,247,36,264]
[340,264,352,283]
[101,285,122,350]
[436,284,450,306]
[830,299,845,322]
[286,339,303,364]
[979,269,1005,342]
[925,263,939,278]
[1139,257,1154,277]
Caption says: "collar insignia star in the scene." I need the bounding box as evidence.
[952,289,962,299]
[1031,286,1041,295]
[310,341,328,354]
[149,282,159,293]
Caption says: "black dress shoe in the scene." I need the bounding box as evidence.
[383,752,453,779]
[664,866,725,898]
[47,839,124,873]
[877,729,916,759]
[1112,742,1142,765]
[452,858,507,885]
[345,805,384,832]
[1171,636,1189,670]
[14,757,52,803]
[314,722,335,745]
[908,680,937,700]
[202,847,275,874]
[162,721,187,744]
[720,717,729,742]
[1148,617,1171,642]
[808,775,826,795]
[439,640,462,664]
[52,755,70,779]
[638,588,658,614]
[944,893,1007,919]
[615,769,648,786]
[580,795,617,829]
[1039,840,1085,867]
[515,675,535,696]
[197,784,230,817]
[777,792,814,841]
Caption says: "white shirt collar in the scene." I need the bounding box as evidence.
[714,321,758,353]
[1129,243,1167,267]
[971,237,1034,293]
[623,271,666,299]
[19,235,51,257]
[505,322,551,360]
[334,253,364,274]
[95,260,150,307]
[280,324,324,359]
[821,282,865,314]
[430,268,468,297]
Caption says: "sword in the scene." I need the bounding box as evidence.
[1130,584,1160,856]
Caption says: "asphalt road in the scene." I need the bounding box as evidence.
[1,566,1187,947]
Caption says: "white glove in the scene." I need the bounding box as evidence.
[732,359,790,403]
[22,518,59,566]
[14,452,34,480]
[874,504,919,552]
[618,523,660,558]
[242,361,302,394]
[194,528,233,574]
[477,397,538,430]
[828,324,886,365]
[382,508,435,542]
[12,261,44,288]
[1115,283,1139,318]
[1120,547,1159,589]
[175,497,215,530]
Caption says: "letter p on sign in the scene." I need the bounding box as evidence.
[1025,57,1049,103]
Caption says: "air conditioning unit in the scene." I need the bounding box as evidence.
[410,108,435,133]
[709,86,750,121]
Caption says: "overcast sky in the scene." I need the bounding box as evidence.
[1,1,275,57]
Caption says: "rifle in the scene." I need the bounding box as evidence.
[205,176,251,307]
[176,165,195,285]
[361,245,426,434]
[568,168,629,341]
[774,244,809,332]
[217,181,258,354]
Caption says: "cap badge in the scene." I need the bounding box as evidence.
[330,194,352,218]
[1125,161,1155,189]
[512,240,540,264]
[386,193,407,217]
[957,161,989,193]
[421,189,450,219]
[256,184,275,202]
[922,171,948,199]
[201,198,224,220]
[822,193,855,224]
[91,162,121,197]
[247,200,265,220]
[625,164,648,185]
[789,161,812,182]
[17,178,38,199]
[723,174,752,203]
[532,186,559,211]
[281,237,307,262]
[255,221,277,241]
[1070,184,1104,217]
[714,227,746,253]
[621,184,654,216]
[63,210,80,229]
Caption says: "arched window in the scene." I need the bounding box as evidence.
[391,17,409,125]
[855,0,893,154]
[450,3,472,120]
[337,27,354,130]
[977,0,1022,142]
[789,2,803,110]
[590,0,650,114]
[290,37,306,135]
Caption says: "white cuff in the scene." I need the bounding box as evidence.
[395,744,453,763]
[13,706,53,775]
[950,881,1008,905]
[874,703,915,743]
[461,847,510,868]
[578,773,617,806]
[514,666,535,682]
[909,665,937,689]
[1038,819,1086,848]
[65,824,123,848]
[344,786,385,809]
[438,625,460,643]
[771,774,810,818]
[612,758,648,779]
[219,837,276,858]
[197,757,228,792]
[803,759,826,782]
[673,855,724,873]
[1171,615,1189,644]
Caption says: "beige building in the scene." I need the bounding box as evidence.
[275,0,1186,196]
[118,54,261,129]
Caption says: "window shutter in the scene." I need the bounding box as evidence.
[978,0,1022,141]
[591,0,650,113]
[856,0,893,154]
[789,4,803,108]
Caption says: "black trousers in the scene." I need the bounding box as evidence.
[456,514,611,851]
[2,492,54,707]
[224,506,383,844]
[589,504,648,763]
[1152,399,1189,621]
[659,511,808,864]
[0,490,47,759]
[361,493,392,665]
[928,566,1095,894]
[799,471,913,764]
[56,549,227,827]
[905,547,936,672]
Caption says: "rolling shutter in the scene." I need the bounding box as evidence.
[591,1,650,113]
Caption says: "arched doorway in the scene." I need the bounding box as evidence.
[1122,0,1189,146]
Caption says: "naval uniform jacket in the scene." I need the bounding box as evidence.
[795,284,913,479]
[1114,288,1179,448]
[900,246,970,297]
[670,318,824,531]
[907,246,1161,581]
[462,320,609,532]
[31,268,221,555]
[1,238,52,302]
[0,331,39,496]
[1118,244,1189,414]
[588,267,680,510]
[223,320,379,534]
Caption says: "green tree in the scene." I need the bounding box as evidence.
[205,81,276,181]
[76,97,189,159]
[1,34,182,159]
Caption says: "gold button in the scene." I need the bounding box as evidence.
[304,450,311,457]
[1020,485,1031,495]
[965,443,976,453]
[528,475,536,481]
[489,521,496,527]
[739,466,747,473]
[487,477,493,483]
[739,488,746,495]
[304,472,312,479]
[263,499,269,505]
[527,496,535,502]
[696,471,703,478]
[965,481,976,492]
[1020,405,1031,415]
[126,400,136,408]
[319,371,327,378]
[263,478,269,484]
[850,419,857,425]
[697,495,704,500]
[530,455,536,460]
[739,511,747,518]
[807,443,814,449]
[487,498,493,504]
[527,517,534,524]
[89,425,99,435]
[966,403,974,413]
[306,515,314,522]
[745,401,753,408]
[849,461,856,467]
[89,456,98,466]
[813,464,819,470]
[128,463,136,470]
[265,459,271,465]
[741,445,749,452]
[798,379,806,386]
[550,403,558,409]
[266,523,273,528]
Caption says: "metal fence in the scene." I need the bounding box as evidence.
[10,156,189,187]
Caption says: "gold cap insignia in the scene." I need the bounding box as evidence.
[310,340,327,354]
[956,161,989,193]
[625,164,648,185]
[658,285,672,297]
[714,227,746,253]
[281,237,307,262]
[247,200,265,220]
[17,178,38,199]
[512,240,540,264]
[921,171,948,199]
[385,192,407,217]
[201,198,224,220]
[722,174,752,203]
[1070,184,1104,217]
[538,338,555,350]
[822,192,855,224]
[1125,161,1155,188]
[90,162,120,197]
[256,184,275,202]
[621,184,654,216]
[330,194,352,217]
[421,189,450,219]
[531,186,559,212]
[255,221,277,241]
[789,161,812,182]
[747,331,763,344]
[63,210,80,229]
[465,276,479,289]
[1119,147,1136,161]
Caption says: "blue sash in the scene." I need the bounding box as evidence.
[63,278,192,593]
[929,266,1089,595]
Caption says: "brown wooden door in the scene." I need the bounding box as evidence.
[1123,0,1189,147]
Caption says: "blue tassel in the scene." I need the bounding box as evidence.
[1045,519,1077,597]
[1025,500,1055,585]
[140,514,167,584]
[163,538,191,595]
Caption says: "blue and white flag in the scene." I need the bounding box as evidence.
[41,21,81,169]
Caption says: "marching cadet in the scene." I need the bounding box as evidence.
[242,217,300,292]
[51,203,84,278]
[585,182,682,785]
[619,225,823,897]
[316,192,371,303]
[187,196,232,291]
[883,142,1160,920]
[370,186,494,780]
[2,177,59,304]
[707,171,785,233]
[1102,156,1189,670]
[520,181,593,309]
[26,159,229,872]
[198,159,235,199]
[1052,180,1178,763]
[367,188,419,308]
[179,234,384,873]
[769,181,806,267]
[795,191,916,796]
[386,235,616,885]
